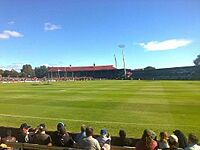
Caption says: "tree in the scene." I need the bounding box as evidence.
[192,54,200,79]
[35,65,48,78]
[3,70,10,77]
[0,69,4,76]
[21,64,34,77]
[194,54,200,66]
[10,69,19,77]
[144,66,156,70]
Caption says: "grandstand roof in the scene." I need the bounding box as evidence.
[48,65,116,72]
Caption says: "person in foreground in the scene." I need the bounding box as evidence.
[77,126,101,150]
[184,133,200,150]
[136,129,158,150]
[32,123,52,146]
[52,122,74,147]
[168,134,183,150]
[173,130,187,149]
[113,129,132,146]
[74,124,86,143]
[17,123,33,143]
[158,131,169,149]
[97,128,111,150]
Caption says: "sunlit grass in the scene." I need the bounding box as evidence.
[0,80,200,138]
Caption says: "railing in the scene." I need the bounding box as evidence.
[6,142,80,150]
[6,142,136,150]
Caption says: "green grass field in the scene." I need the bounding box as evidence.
[0,80,200,138]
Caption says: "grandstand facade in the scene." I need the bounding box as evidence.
[132,66,200,80]
[47,65,124,79]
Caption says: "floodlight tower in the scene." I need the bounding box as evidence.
[118,44,126,79]
[70,64,73,80]
[57,67,60,79]
[65,66,67,79]
[114,54,117,68]
[50,66,53,79]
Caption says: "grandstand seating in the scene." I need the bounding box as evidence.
[132,66,200,80]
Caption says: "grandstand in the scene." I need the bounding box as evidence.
[132,66,200,80]
[47,65,133,80]
[48,65,117,79]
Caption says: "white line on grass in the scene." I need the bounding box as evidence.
[0,113,198,127]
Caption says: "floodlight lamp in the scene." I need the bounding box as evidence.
[118,44,125,48]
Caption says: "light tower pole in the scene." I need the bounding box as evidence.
[57,67,60,79]
[114,54,117,68]
[118,44,126,79]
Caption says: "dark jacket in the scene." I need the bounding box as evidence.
[52,131,74,147]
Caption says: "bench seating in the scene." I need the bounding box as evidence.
[6,142,136,150]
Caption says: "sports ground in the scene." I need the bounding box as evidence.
[0,80,199,138]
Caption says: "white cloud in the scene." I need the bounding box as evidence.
[139,39,192,51]
[44,22,61,31]
[8,21,15,25]
[0,33,9,39]
[42,64,51,67]
[4,30,23,37]
[0,30,23,40]
[0,63,24,72]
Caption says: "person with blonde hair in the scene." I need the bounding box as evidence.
[158,131,169,149]
[136,129,158,150]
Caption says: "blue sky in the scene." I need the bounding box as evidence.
[0,0,200,71]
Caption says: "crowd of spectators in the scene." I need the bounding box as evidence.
[0,122,200,150]
[0,77,40,83]
[135,129,200,150]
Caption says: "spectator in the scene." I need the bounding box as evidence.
[185,133,200,150]
[52,122,74,147]
[113,129,132,146]
[97,128,111,150]
[77,126,101,150]
[17,123,33,143]
[32,123,52,146]
[74,124,86,143]
[1,129,16,143]
[151,131,157,141]
[158,131,169,149]
[136,129,158,150]
[173,130,187,149]
[168,134,183,150]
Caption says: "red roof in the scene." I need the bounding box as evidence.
[48,65,116,72]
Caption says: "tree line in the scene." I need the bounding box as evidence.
[0,53,200,78]
[0,65,48,78]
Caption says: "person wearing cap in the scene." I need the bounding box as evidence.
[77,126,101,150]
[32,123,52,146]
[168,134,183,150]
[74,124,86,143]
[17,123,33,143]
[96,128,111,150]
[52,122,74,147]
[184,133,200,150]
[136,129,158,150]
